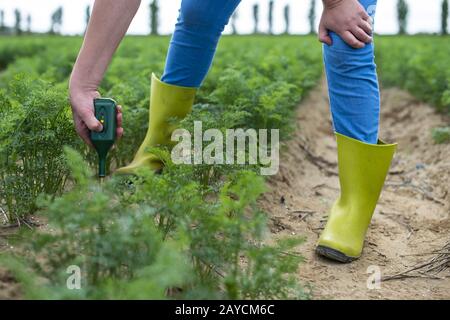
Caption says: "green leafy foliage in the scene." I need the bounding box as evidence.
[376,36,450,114]
[432,126,450,144]
[0,76,80,222]
[1,148,307,299]
[2,147,191,299]
[0,35,322,299]
[2,34,447,299]
[0,38,46,70]
[376,36,450,135]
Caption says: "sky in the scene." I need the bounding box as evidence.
[0,0,447,35]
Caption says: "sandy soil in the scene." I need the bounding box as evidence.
[262,78,450,300]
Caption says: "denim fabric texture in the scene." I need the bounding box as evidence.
[162,0,380,144]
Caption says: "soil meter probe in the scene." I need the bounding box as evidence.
[90,98,117,183]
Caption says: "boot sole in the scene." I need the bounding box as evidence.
[316,245,357,263]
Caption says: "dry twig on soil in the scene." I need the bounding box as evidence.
[383,241,450,281]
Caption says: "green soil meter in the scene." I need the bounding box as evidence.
[90,98,117,179]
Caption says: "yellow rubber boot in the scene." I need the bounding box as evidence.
[115,74,196,175]
[316,133,397,263]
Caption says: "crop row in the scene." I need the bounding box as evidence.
[375,36,450,142]
[0,35,322,299]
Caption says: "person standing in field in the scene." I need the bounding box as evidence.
[69,0,396,263]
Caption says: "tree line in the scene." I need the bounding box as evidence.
[0,6,63,35]
[0,0,448,36]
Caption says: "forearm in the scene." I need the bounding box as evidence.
[70,0,141,91]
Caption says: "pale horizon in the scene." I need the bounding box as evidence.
[0,0,448,35]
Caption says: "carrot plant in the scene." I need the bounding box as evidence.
[0,36,322,299]
[376,36,450,114]
[432,127,450,144]
[0,38,47,70]
[1,147,307,299]
[0,76,80,223]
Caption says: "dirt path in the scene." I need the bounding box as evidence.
[262,78,450,300]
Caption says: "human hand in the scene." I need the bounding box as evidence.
[319,0,373,49]
[69,84,123,147]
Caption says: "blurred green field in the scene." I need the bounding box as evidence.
[1,34,448,111]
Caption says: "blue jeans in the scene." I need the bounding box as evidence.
[161,0,379,144]
[324,0,379,144]
[161,0,241,87]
